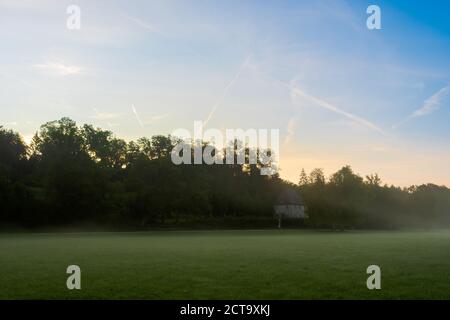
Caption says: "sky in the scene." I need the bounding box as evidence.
[0,0,449,187]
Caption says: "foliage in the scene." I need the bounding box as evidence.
[1,118,450,230]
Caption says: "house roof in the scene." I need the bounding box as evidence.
[275,187,303,205]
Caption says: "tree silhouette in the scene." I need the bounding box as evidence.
[0,118,449,230]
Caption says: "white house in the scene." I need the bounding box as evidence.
[274,188,307,228]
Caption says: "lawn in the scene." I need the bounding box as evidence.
[1,229,450,299]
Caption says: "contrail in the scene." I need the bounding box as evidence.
[126,16,166,36]
[290,86,386,135]
[249,68,385,135]
[203,55,251,128]
[411,84,450,118]
[393,84,450,129]
[131,104,144,127]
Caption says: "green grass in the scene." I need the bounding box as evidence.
[1,229,450,299]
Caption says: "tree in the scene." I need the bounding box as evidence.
[82,125,127,169]
[33,118,87,161]
[309,168,325,185]
[2,117,450,230]
[365,173,382,186]
[0,126,28,169]
[150,135,173,159]
[0,127,30,224]
[299,168,309,186]
[329,165,363,188]
[29,118,105,224]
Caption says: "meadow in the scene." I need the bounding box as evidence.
[1,229,450,299]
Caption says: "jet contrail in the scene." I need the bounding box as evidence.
[203,55,251,128]
[126,16,167,36]
[249,68,385,135]
[131,104,144,127]
[393,84,450,129]
[290,86,386,135]
[411,84,450,118]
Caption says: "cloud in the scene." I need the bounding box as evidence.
[290,85,385,135]
[245,65,385,135]
[131,104,144,127]
[283,117,297,146]
[126,16,166,36]
[143,113,170,125]
[203,55,251,128]
[393,84,450,129]
[411,84,450,118]
[34,62,82,76]
[91,108,122,120]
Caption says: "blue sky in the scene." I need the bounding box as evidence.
[1,0,449,186]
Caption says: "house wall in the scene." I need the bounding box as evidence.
[274,205,306,219]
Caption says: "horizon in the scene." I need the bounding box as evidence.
[1,0,449,187]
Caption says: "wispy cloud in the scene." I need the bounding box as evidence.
[290,85,385,135]
[143,113,170,125]
[394,84,450,129]
[411,84,450,118]
[246,65,386,135]
[131,104,144,127]
[126,16,166,36]
[90,108,122,129]
[91,108,122,120]
[283,117,297,146]
[203,55,251,128]
[34,62,82,76]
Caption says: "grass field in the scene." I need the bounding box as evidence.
[1,229,450,299]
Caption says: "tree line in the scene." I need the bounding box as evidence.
[1,118,449,230]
